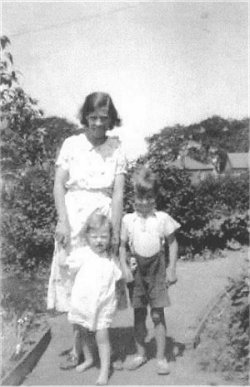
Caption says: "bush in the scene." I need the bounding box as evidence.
[1,167,56,270]
[197,263,249,383]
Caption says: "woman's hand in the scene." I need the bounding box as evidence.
[55,219,71,249]
[122,265,134,283]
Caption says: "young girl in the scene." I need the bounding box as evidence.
[66,210,122,385]
[119,166,180,375]
[47,92,127,369]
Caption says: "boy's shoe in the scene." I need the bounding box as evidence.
[124,355,147,370]
[59,353,80,370]
[156,359,170,375]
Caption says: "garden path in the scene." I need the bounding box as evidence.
[23,248,247,386]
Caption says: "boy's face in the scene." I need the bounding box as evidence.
[134,196,156,217]
[87,224,111,255]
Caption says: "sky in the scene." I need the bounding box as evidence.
[2,1,249,159]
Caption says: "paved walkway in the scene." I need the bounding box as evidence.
[23,249,247,386]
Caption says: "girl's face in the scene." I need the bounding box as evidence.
[86,108,111,141]
[86,224,111,255]
[134,196,156,218]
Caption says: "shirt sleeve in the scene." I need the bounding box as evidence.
[66,247,85,272]
[115,142,127,175]
[55,137,71,171]
[162,212,181,237]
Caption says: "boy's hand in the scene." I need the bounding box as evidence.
[166,267,178,286]
[130,257,137,273]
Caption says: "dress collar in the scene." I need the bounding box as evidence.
[82,133,109,152]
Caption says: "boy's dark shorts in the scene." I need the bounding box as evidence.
[127,251,171,309]
[127,281,171,308]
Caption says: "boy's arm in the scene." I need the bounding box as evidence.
[166,233,178,284]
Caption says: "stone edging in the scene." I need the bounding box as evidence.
[185,289,227,350]
[1,326,51,386]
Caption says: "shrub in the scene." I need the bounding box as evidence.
[1,167,56,270]
[197,262,249,383]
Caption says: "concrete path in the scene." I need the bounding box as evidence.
[23,248,247,386]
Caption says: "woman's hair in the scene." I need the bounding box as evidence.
[82,209,112,240]
[133,166,158,199]
[78,92,121,130]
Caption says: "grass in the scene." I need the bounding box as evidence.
[194,259,249,385]
[1,264,50,377]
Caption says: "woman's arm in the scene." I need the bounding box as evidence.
[111,173,125,255]
[54,166,71,249]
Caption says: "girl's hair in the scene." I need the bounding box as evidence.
[78,92,121,130]
[133,166,158,199]
[82,209,112,240]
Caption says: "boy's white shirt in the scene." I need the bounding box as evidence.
[121,210,180,257]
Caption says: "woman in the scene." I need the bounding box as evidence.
[47,92,127,369]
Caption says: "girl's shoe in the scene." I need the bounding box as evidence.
[124,355,147,370]
[156,359,170,375]
[59,353,79,370]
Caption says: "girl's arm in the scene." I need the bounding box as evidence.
[111,173,125,255]
[166,233,178,284]
[54,166,71,249]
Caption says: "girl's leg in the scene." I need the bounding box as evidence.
[76,327,94,373]
[95,328,110,385]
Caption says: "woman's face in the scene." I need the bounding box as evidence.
[86,108,111,141]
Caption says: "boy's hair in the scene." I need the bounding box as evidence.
[82,209,112,239]
[78,92,121,129]
[133,166,158,199]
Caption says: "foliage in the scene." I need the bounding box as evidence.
[0,37,79,270]
[196,262,249,383]
[146,115,249,170]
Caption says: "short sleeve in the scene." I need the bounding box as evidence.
[115,143,127,175]
[66,247,85,272]
[55,137,71,170]
[120,215,129,242]
[161,212,181,237]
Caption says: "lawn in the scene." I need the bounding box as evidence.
[1,265,50,377]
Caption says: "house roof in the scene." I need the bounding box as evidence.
[169,156,214,170]
[227,153,249,169]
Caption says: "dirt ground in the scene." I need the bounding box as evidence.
[23,247,248,385]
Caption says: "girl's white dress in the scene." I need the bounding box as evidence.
[67,246,122,331]
[47,133,127,312]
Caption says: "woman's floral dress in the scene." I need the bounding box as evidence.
[47,133,127,312]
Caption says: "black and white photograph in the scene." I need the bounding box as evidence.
[1,1,249,385]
